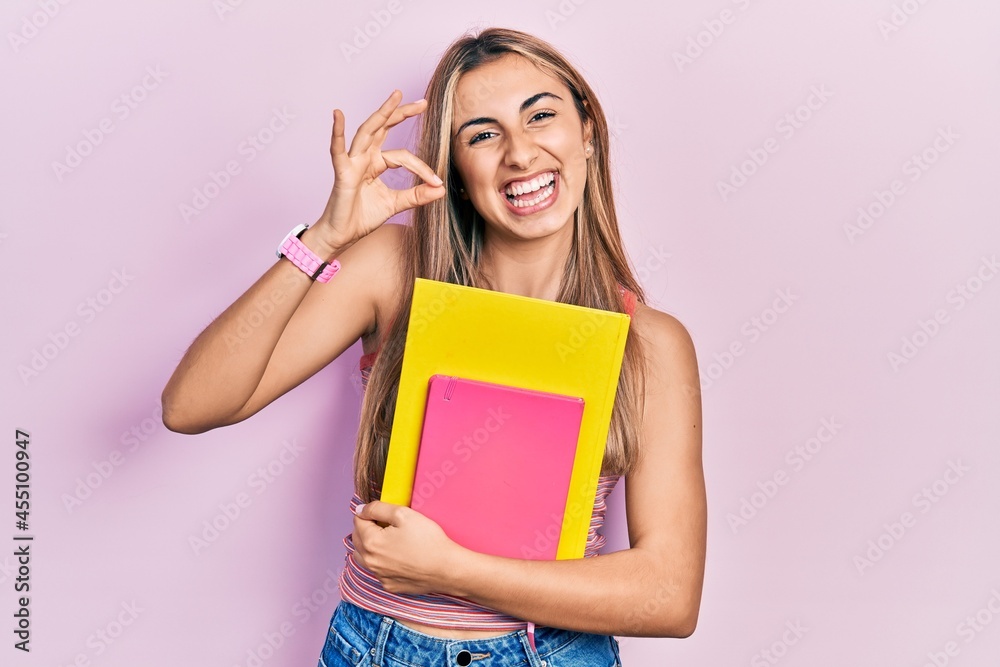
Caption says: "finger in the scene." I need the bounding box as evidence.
[381,148,444,187]
[330,108,346,164]
[350,525,368,567]
[353,515,372,544]
[357,500,406,526]
[380,98,428,130]
[348,90,403,159]
[353,95,430,159]
[395,183,447,212]
[358,100,427,162]
[353,514,382,557]
[353,508,375,537]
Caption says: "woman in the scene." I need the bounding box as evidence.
[162,26,706,667]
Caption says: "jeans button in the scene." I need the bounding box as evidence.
[456,649,472,665]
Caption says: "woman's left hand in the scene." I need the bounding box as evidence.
[352,501,463,596]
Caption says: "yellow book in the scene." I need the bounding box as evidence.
[381,278,631,560]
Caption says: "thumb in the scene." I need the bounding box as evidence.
[354,500,398,527]
[395,183,446,212]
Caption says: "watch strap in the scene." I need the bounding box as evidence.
[277,226,341,283]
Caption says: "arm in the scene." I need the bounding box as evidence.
[160,224,384,433]
[353,307,706,638]
[161,91,445,433]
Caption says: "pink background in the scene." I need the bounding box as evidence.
[4,1,999,665]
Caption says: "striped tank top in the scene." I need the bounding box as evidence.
[338,285,637,629]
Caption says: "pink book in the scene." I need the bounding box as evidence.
[410,374,585,560]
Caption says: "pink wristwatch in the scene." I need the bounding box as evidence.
[276,224,341,283]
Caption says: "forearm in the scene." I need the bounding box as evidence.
[441,544,700,638]
[161,226,347,433]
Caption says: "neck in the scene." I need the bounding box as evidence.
[479,222,574,301]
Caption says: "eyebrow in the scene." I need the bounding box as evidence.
[454,92,563,136]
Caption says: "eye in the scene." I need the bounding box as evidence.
[468,130,495,145]
[466,111,556,145]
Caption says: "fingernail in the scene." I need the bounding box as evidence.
[430,175,444,186]
[354,503,366,516]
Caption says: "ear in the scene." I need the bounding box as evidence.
[450,169,470,200]
[582,100,594,146]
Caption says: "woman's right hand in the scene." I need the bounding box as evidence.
[314,89,446,251]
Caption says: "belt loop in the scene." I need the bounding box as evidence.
[524,622,547,666]
[371,616,393,667]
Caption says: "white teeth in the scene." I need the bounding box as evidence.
[508,182,555,208]
[504,172,555,197]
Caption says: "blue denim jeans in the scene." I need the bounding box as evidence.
[318,600,623,667]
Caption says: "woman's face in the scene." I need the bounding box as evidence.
[450,53,593,244]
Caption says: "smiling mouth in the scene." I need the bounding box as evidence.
[503,172,557,208]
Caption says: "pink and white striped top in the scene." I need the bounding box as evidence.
[338,286,636,629]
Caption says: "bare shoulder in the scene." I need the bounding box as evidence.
[630,300,700,396]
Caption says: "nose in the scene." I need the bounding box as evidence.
[503,128,538,170]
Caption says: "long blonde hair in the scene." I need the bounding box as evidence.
[354,27,648,503]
